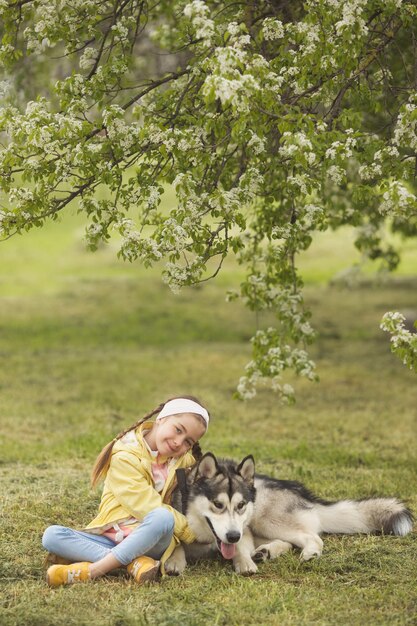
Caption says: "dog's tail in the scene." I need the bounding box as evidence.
[315,498,413,536]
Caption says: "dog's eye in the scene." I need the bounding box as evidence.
[237,501,246,510]
[213,500,223,510]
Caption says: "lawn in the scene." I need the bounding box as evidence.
[0,208,416,626]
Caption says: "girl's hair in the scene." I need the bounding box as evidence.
[91,395,208,488]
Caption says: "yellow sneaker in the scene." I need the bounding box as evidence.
[126,556,160,584]
[46,562,91,587]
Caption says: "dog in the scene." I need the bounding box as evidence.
[165,452,413,575]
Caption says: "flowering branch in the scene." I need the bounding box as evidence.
[1,0,417,399]
[380,312,417,373]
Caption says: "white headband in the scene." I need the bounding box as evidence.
[156,398,209,426]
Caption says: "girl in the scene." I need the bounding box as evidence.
[42,396,209,587]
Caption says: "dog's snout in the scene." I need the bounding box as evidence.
[226,531,241,543]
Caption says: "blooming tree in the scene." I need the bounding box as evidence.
[1,0,417,399]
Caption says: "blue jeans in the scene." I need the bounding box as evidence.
[42,507,174,566]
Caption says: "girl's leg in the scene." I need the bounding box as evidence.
[44,508,174,583]
[88,508,175,579]
[111,507,175,566]
[42,525,115,563]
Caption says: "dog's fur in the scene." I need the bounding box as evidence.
[165,453,413,575]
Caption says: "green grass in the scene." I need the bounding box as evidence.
[0,212,416,626]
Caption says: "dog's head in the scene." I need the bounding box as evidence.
[182,452,256,559]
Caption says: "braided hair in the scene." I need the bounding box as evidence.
[90,395,208,487]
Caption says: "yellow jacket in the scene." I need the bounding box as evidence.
[84,422,196,572]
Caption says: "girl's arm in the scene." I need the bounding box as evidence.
[106,451,196,543]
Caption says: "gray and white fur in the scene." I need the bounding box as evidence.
[165,453,413,576]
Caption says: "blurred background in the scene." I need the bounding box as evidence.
[1,187,416,465]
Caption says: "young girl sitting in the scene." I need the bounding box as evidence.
[42,396,209,587]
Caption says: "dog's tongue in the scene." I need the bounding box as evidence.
[220,542,236,559]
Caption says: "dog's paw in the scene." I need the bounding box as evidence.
[233,558,258,576]
[300,544,322,561]
[251,547,270,563]
[300,549,320,561]
[165,551,187,576]
[165,561,185,576]
[300,535,323,561]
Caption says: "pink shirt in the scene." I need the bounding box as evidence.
[151,459,169,492]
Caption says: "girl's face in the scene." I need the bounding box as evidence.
[149,413,206,458]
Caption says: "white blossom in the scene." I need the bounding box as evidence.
[327,165,344,185]
[247,131,265,154]
[79,47,97,70]
[0,79,11,97]
[183,0,214,45]
[262,18,285,41]
[381,312,417,372]
[393,95,417,151]
[379,181,416,216]
[335,0,368,37]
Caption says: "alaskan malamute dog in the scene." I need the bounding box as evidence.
[166,453,413,576]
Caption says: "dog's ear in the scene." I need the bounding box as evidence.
[195,452,219,480]
[237,455,255,483]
